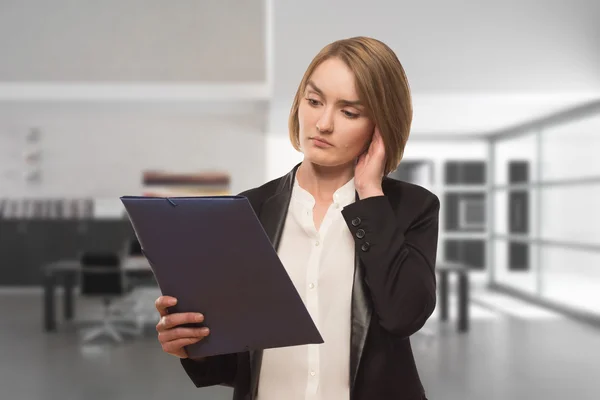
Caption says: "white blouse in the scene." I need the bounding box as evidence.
[257,177,357,400]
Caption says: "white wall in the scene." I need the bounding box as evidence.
[0,103,267,200]
[265,133,302,181]
[0,0,266,82]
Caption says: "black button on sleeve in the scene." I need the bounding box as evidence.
[351,217,361,227]
[361,242,370,252]
[356,229,365,239]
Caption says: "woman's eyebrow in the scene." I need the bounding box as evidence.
[306,80,324,96]
[306,80,362,107]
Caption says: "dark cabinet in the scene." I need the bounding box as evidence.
[509,191,529,234]
[83,220,133,252]
[444,193,486,233]
[509,242,529,271]
[508,161,531,271]
[445,161,486,185]
[509,161,529,183]
[0,221,31,285]
[0,218,133,286]
[443,161,487,271]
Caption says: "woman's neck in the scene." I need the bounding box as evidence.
[296,161,354,203]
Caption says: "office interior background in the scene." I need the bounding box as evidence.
[1,1,599,399]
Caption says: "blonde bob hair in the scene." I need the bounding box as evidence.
[288,36,412,175]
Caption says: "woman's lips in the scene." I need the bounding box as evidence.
[311,137,333,148]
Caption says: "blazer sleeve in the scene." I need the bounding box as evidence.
[180,353,238,388]
[341,192,440,338]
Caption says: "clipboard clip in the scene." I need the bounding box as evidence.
[166,198,178,207]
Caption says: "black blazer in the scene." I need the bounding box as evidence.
[180,164,440,400]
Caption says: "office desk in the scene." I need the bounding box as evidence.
[42,257,154,332]
[436,261,470,333]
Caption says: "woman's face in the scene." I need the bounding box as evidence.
[298,57,375,169]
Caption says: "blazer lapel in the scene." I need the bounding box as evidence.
[249,165,297,399]
[259,178,295,247]
[350,192,373,392]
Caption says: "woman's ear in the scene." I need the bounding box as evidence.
[364,125,376,152]
[356,125,376,163]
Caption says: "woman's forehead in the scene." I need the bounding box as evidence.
[307,58,359,101]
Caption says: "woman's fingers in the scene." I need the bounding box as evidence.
[158,326,210,343]
[153,296,209,359]
[156,312,204,331]
[155,296,177,317]
[161,337,205,357]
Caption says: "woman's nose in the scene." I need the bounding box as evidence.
[316,109,334,133]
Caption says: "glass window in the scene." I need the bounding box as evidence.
[541,114,600,182]
[540,185,600,245]
[540,246,600,315]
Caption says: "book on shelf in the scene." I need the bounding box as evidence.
[141,170,231,197]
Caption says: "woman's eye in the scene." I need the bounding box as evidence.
[342,110,359,119]
[306,98,320,106]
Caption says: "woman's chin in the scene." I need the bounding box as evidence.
[303,152,354,169]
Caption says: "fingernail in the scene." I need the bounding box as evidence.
[201,328,210,334]
[196,314,204,322]
[169,298,177,305]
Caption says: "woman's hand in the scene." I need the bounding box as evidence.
[354,126,386,199]
[155,296,210,359]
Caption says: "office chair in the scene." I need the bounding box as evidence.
[79,251,139,343]
[121,237,161,334]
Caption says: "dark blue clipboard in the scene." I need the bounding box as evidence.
[120,195,323,359]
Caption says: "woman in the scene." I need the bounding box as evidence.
[154,36,440,400]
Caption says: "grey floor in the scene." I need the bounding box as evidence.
[1,290,599,400]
